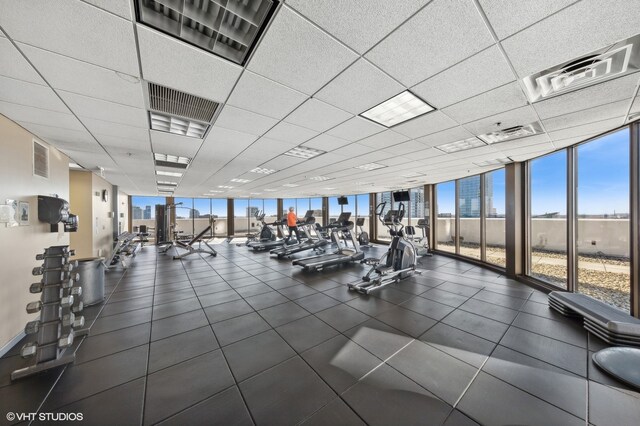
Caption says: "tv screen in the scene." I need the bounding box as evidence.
[393,191,410,202]
[337,196,348,205]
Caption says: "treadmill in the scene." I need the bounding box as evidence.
[248,210,314,251]
[270,213,328,258]
[292,212,364,271]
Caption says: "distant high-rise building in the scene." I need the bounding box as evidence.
[189,209,201,218]
[247,206,260,218]
[459,175,493,217]
[132,206,142,220]
[143,205,152,219]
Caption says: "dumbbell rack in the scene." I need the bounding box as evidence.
[11,245,89,380]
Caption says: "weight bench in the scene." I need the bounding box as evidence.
[172,226,217,260]
[549,291,640,390]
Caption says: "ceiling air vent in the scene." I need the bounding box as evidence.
[522,33,640,102]
[477,122,543,144]
[149,82,219,122]
[33,140,49,179]
[135,0,277,65]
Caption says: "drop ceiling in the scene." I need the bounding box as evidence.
[0,0,639,198]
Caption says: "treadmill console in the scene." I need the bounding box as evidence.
[333,212,351,226]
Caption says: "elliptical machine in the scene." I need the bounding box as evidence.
[244,210,276,246]
[348,202,420,294]
[355,217,370,247]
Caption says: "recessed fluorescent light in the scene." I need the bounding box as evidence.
[401,171,426,178]
[218,185,234,189]
[360,90,435,127]
[355,163,387,171]
[355,182,373,186]
[284,146,325,159]
[158,190,173,195]
[309,176,332,181]
[477,122,543,144]
[250,167,277,174]
[282,183,299,187]
[156,170,183,177]
[157,186,176,191]
[230,178,251,183]
[154,153,191,169]
[209,190,224,193]
[157,181,178,186]
[435,137,486,154]
[474,158,513,167]
[150,112,208,139]
[264,189,277,192]
[250,192,262,195]
[522,33,640,102]
[324,187,336,190]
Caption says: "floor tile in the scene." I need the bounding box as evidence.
[90,307,152,335]
[278,284,318,300]
[457,372,584,426]
[400,295,456,321]
[222,330,295,382]
[75,322,151,364]
[315,304,370,332]
[144,350,235,425]
[276,315,339,353]
[373,286,415,304]
[322,286,361,302]
[153,288,197,305]
[342,363,451,426]
[420,322,496,368]
[239,357,336,426]
[101,296,153,317]
[346,297,397,317]
[264,276,303,290]
[472,289,526,310]
[512,311,587,348]
[151,309,209,341]
[204,299,255,324]
[198,289,242,308]
[294,293,341,314]
[421,288,470,307]
[588,380,640,426]
[437,282,483,297]
[245,291,289,310]
[443,409,480,426]
[158,386,253,426]
[258,301,310,328]
[0,367,63,417]
[149,326,219,373]
[344,318,413,360]
[458,297,519,324]
[442,310,510,343]
[235,282,273,298]
[152,297,202,320]
[375,306,437,338]
[300,398,365,426]
[211,312,272,346]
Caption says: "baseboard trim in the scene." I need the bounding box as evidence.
[0,330,26,358]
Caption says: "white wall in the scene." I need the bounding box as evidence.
[0,115,70,350]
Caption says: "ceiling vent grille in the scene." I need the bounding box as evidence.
[523,33,640,102]
[33,140,49,178]
[135,0,276,65]
[477,122,543,144]
[148,82,219,122]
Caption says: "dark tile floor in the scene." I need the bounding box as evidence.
[2,242,639,425]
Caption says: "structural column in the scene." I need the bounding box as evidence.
[505,163,524,278]
[227,198,234,237]
[630,122,640,317]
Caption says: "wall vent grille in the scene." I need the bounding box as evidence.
[148,82,219,122]
[33,140,49,178]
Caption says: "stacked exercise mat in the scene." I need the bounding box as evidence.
[12,245,89,380]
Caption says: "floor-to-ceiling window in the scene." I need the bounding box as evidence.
[458,176,481,260]
[211,199,227,237]
[282,198,297,217]
[485,169,506,267]
[375,192,393,242]
[576,129,631,311]
[310,197,323,225]
[234,198,249,236]
[174,197,194,238]
[528,151,568,287]
[131,196,165,242]
[356,193,370,241]
[193,198,212,237]
[435,181,456,253]
[264,198,278,226]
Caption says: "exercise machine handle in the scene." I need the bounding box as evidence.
[375,202,386,217]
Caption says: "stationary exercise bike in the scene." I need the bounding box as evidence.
[405,218,432,257]
[348,202,420,294]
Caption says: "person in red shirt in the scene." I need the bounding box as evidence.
[286,207,301,244]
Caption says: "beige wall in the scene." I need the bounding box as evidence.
[0,115,70,351]
[117,191,129,235]
[69,171,115,259]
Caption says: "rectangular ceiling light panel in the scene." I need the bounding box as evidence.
[284,146,326,159]
[136,0,276,65]
[354,162,387,171]
[218,185,234,189]
[436,137,486,153]
[474,157,512,167]
[360,91,435,127]
[477,122,543,144]
[156,170,183,177]
[523,33,640,102]
[230,178,251,183]
[150,112,209,138]
[282,183,298,187]
[309,176,332,181]
[154,152,192,169]
[250,167,277,174]
[157,180,178,186]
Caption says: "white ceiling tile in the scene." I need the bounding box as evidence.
[393,111,458,139]
[137,25,241,103]
[365,0,494,87]
[416,126,474,148]
[302,134,350,152]
[381,140,427,156]
[0,0,139,75]
[463,105,539,135]
[404,147,446,161]
[498,140,555,157]
[247,5,358,95]
[261,154,306,170]
[547,116,626,142]
[150,130,202,159]
[263,121,319,145]
[83,0,133,20]
[95,134,149,150]
[199,126,259,161]
[284,98,352,132]
[19,43,145,108]
[631,95,640,114]
[0,101,84,131]
[81,117,149,142]
[533,73,640,120]
[477,0,577,40]
[542,99,631,132]
[0,38,45,85]
[16,122,93,146]
[509,147,556,162]
[501,0,640,77]
[214,105,278,136]
[330,143,369,158]
[227,71,308,120]
[442,82,528,124]
[58,90,148,128]
[245,137,296,159]
[490,133,551,151]
[315,59,405,114]
[357,130,409,150]
[287,0,428,54]
[326,116,385,142]
[0,76,69,112]
[411,46,515,109]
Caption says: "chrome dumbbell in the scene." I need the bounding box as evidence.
[21,343,37,358]
[26,301,42,314]
[25,321,40,334]
[62,313,76,327]
[71,301,84,313]
[58,332,74,348]
[73,315,85,329]
[60,295,74,308]
[69,286,82,297]
[30,282,43,293]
